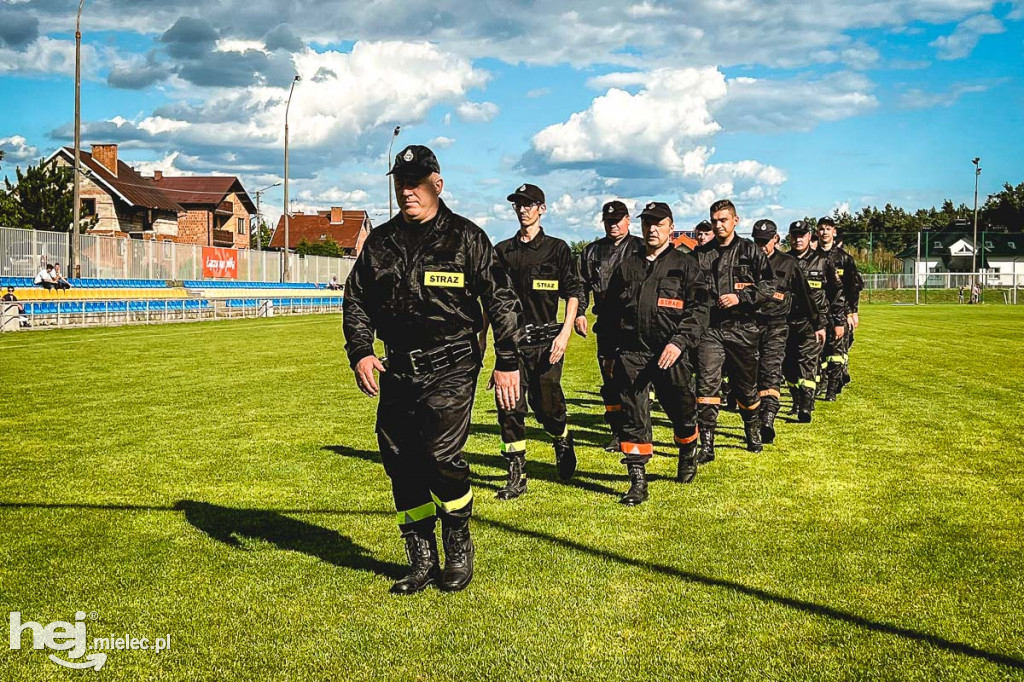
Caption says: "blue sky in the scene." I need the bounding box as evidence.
[1,0,1021,243]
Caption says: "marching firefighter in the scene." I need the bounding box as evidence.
[784,220,845,422]
[576,200,645,452]
[343,145,524,594]
[488,182,584,500]
[816,217,862,400]
[598,202,709,505]
[695,200,774,460]
[750,219,819,444]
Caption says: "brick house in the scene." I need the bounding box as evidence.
[47,145,182,240]
[149,174,256,248]
[269,207,372,256]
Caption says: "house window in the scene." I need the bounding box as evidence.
[81,198,97,217]
[237,217,245,235]
[932,241,942,249]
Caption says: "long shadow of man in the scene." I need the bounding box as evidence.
[174,500,405,580]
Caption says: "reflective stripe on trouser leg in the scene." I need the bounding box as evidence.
[673,426,699,445]
[431,489,473,515]
[396,501,436,527]
[797,378,816,390]
[501,440,526,455]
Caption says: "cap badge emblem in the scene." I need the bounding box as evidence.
[518,184,526,192]
[403,150,414,162]
[647,202,655,209]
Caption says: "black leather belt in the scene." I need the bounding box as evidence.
[384,339,476,375]
[524,321,562,346]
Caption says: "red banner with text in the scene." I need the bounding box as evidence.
[202,247,238,279]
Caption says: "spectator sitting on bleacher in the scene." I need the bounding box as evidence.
[52,263,71,290]
[2,286,31,327]
[327,274,342,291]
[34,264,56,290]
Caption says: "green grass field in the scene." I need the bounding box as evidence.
[2,305,1022,681]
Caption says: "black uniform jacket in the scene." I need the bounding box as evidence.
[821,245,862,314]
[494,227,584,327]
[578,234,645,318]
[761,249,821,329]
[700,235,774,325]
[790,247,847,329]
[597,245,710,358]
[343,200,524,372]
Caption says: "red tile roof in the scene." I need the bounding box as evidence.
[269,210,370,250]
[149,176,256,214]
[53,147,182,213]
[673,233,697,251]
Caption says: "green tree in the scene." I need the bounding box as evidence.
[294,237,345,258]
[251,219,274,250]
[981,182,1024,231]
[569,239,589,257]
[2,160,95,233]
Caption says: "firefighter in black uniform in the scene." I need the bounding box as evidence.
[488,183,584,500]
[598,202,709,505]
[689,221,717,370]
[816,217,862,400]
[343,145,524,595]
[750,219,819,443]
[785,220,845,422]
[576,200,645,452]
[695,199,774,460]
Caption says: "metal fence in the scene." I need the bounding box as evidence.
[0,226,355,284]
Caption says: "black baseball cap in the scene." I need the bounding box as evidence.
[788,220,813,236]
[507,183,545,205]
[817,216,836,228]
[694,220,713,233]
[639,201,673,222]
[602,200,629,222]
[388,145,440,177]
[752,219,778,242]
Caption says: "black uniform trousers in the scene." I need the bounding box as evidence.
[697,320,761,427]
[596,333,625,437]
[821,320,850,384]
[496,343,568,456]
[615,351,699,465]
[377,354,479,529]
[783,318,821,408]
[757,318,789,406]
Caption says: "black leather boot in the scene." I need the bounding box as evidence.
[438,515,474,592]
[619,463,649,506]
[697,426,716,464]
[390,524,440,595]
[760,398,779,445]
[496,453,527,500]
[824,368,840,402]
[553,432,577,481]
[798,388,813,423]
[743,416,763,453]
[677,443,698,483]
[603,435,621,453]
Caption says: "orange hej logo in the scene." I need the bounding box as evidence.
[202,247,238,279]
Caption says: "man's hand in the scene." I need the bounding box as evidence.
[834,325,845,340]
[354,355,385,397]
[549,330,570,364]
[718,293,740,309]
[601,357,615,378]
[815,329,826,345]
[492,369,521,410]
[574,316,588,338]
[849,312,859,329]
[657,343,682,370]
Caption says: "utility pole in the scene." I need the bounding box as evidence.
[972,157,981,287]
[282,75,300,282]
[252,182,281,251]
[70,0,85,276]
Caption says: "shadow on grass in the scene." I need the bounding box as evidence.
[174,500,405,580]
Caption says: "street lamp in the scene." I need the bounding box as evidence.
[387,125,401,219]
[971,157,981,286]
[252,182,281,251]
[282,75,300,282]
[70,0,85,277]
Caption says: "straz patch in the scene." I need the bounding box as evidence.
[735,282,751,290]
[836,268,845,275]
[533,279,559,291]
[772,292,786,301]
[657,297,684,309]
[808,280,823,289]
[424,271,464,288]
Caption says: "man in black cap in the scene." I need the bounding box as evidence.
[598,202,709,505]
[576,200,645,452]
[816,217,862,400]
[695,199,774,460]
[784,220,845,422]
[751,219,820,443]
[343,144,525,594]
[487,182,584,500]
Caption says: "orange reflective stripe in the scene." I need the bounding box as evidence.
[620,442,653,456]
[758,389,781,398]
[604,404,622,413]
[735,399,761,411]
[696,396,721,405]
[674,428,699,445]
